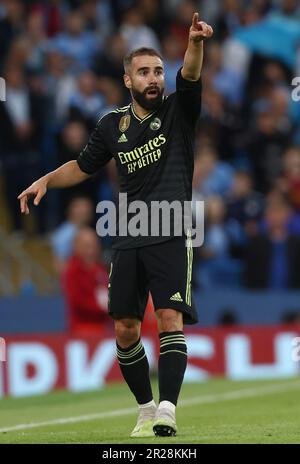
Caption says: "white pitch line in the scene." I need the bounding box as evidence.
[180,379,300,406]
[0,406,137,434]
[1,379,300,434]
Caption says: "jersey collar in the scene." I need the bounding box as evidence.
[130,97,165,124]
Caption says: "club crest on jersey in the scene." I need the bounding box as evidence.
[119,115,131,132]
[150,117,161,130]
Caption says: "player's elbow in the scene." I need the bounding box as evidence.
[75,161,92,181]
[181,68,200,82]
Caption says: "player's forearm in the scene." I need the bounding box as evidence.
[45,160,90,189]
[182,40,203,81]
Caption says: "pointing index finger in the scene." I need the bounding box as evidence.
[192,12,199,28]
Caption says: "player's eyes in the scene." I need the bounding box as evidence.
[139,70,163,76]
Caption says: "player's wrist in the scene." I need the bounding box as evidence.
[189,35,204,45]
[43,172,52,189]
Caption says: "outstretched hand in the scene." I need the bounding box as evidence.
[189,12,213,43]
[18,179,48,215]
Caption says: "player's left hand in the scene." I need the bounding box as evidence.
[189,13,213,43]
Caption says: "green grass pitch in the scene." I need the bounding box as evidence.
[0,377,300,444]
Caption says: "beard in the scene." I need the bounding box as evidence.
[131,85,164,111]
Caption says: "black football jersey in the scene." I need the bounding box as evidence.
[77,68,202,249]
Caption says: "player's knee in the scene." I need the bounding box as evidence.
[114,319,141,348]
[156,308,183,332]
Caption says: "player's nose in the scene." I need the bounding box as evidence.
[149,72,158,85]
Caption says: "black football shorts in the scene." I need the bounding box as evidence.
[108,234,198,325]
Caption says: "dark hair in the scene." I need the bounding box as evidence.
[123,47,163,72]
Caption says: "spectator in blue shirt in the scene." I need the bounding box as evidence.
[244,196,300,288]
[50,10,100,74]
[51,196,94,275]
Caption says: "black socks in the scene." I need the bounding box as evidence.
[116,338,153,405]
[117,331,187,407]
[158,331,187,406]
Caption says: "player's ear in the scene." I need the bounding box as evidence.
[123,74,132,90]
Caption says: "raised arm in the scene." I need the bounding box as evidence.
[18,160,90,215]
[181,12,213,81]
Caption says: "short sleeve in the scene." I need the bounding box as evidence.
[77,118,112,175]
[176,67,202,126]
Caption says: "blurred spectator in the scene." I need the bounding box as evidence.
[199,0,221,26]
[245,57,291,109]
[212,42,245,106]
[51,196,94,274]
[30,0,65,38]
[3,36,31,71]
[0,0,25,72]
[244,197,300,289]
[246,100,292,192]
[0,65,46,233]
[138,0,166,39]
[119,6,160,52]
[79,0,113,38]
[240,2,270,26]
[68,70,105,128]
[214,0,242,41]
[264,59,290,83]
[97,78,126,116]
[279,0,300,17]
[56,120,101,219]
[196,196,244,288]
[49,10,100,73]
[62,227,111,335]
[92,33,128,84]
[193,145,234,198]
[25,11,48,73]
[44,50,77,123]
[200,83,245,162]
[168,0,196,56]
[271,86,293,134]
[277,146,300,213]
[226,170,264,234]
[109,0,136,27]
[58,120,88,166]
[161,34,182,94]
[259,188,300,236]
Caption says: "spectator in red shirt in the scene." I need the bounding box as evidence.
[278,147,300,213]
[62,227,111,335]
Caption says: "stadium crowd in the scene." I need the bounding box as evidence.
[1,0,300,293]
